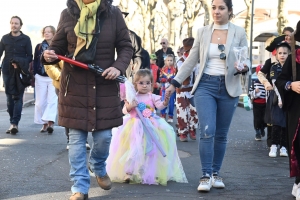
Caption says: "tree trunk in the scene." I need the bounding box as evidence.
[244,0,251,40]
[277,0,289,34]
[183,0,202,37]
[163,0,180,48]
[201,0,212,26]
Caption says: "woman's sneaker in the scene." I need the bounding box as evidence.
[197,174,212,192]
[269,145,277,157]
[280,147,288,157]
[212,174,225,188]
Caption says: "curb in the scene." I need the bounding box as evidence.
[0,99,35,112]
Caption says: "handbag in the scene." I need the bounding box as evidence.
[19,68,32,87]
[74,13,105,64]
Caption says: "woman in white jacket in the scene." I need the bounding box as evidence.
[166,0,250,192]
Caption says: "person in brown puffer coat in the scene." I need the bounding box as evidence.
[42,0,133,199]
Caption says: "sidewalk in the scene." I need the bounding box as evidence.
[0,105,296,200]
[0,89,34,111]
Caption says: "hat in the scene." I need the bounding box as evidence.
[122,12,129,18]
[276,41,291,51]
[150,54,157,60]
[182,37,194,52]
[265,35,286,52]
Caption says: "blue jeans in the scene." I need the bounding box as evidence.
[69,128,112,194]
[161,90,176,117]
[194,74,239,176]
[2,73,24,125]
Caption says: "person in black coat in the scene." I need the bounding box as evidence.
[276,21,300,198]
[0,16,32,134]
[141,48,150,69]
[155,38,174,69]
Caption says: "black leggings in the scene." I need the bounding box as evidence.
[271,125,287,148]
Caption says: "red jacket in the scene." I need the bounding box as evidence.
[150,63,159,88]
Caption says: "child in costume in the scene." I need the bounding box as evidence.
[106,69,188,186]
[159,54,177,123]
[248,65,267,141]
[175,37,198,142]
[258,42,290,157]
[149,54,160,95]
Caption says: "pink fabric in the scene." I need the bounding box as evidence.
[119,83,126,101]
[123,93,166,115]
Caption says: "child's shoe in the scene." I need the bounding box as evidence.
[167,116,173,123]
[279,146,288,157]
[179,134,188,142]
[124,173,132,183]
[189,130,196,140]
[269,145,277,157]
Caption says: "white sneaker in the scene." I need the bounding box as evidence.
[269,145,277,157]
[197,174,212,192]
[296,183,300,200]
[280,147,288,157]
[292,183,298,197]
[167,118,173,123]
[66,144,69,150]
[212,175,225,188]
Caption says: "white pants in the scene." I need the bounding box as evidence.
[34,74,58,124]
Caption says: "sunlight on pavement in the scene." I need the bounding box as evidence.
[0,138,26,145]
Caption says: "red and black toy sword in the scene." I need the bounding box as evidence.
[57,55,126,83]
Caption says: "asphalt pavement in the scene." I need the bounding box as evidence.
[0,103,296,200]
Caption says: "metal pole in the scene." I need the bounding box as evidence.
[249,0,254,67]
[248,0,255,94]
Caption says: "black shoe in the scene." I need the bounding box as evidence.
[255,129,261,141]
[10,125,18,135]
[47,124,54,134]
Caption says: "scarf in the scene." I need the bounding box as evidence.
[74,0,101,57]
[296,49,300,64]
[40,41,49,75]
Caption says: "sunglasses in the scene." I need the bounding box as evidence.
[177,52,180,54]
[137,81,151,86]
[218,44,226,60]
[160,42,166,45]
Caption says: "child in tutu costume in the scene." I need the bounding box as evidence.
[106,69,188,185]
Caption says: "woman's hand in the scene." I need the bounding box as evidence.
[291,81,300,94]
[165,84,176,99]
[43,50,58,63]
[234,62,249,72]
[11,63,18,69]
[102,67,121,80]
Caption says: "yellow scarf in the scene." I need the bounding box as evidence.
[74,0,101,57]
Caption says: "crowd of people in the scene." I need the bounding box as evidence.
[0,0,300,199]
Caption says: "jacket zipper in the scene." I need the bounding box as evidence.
[64,74,70,96]
[116,82,120,97]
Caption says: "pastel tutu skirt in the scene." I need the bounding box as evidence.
[106,115,188,185]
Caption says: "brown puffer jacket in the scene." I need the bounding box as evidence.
[49,1,133,131]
